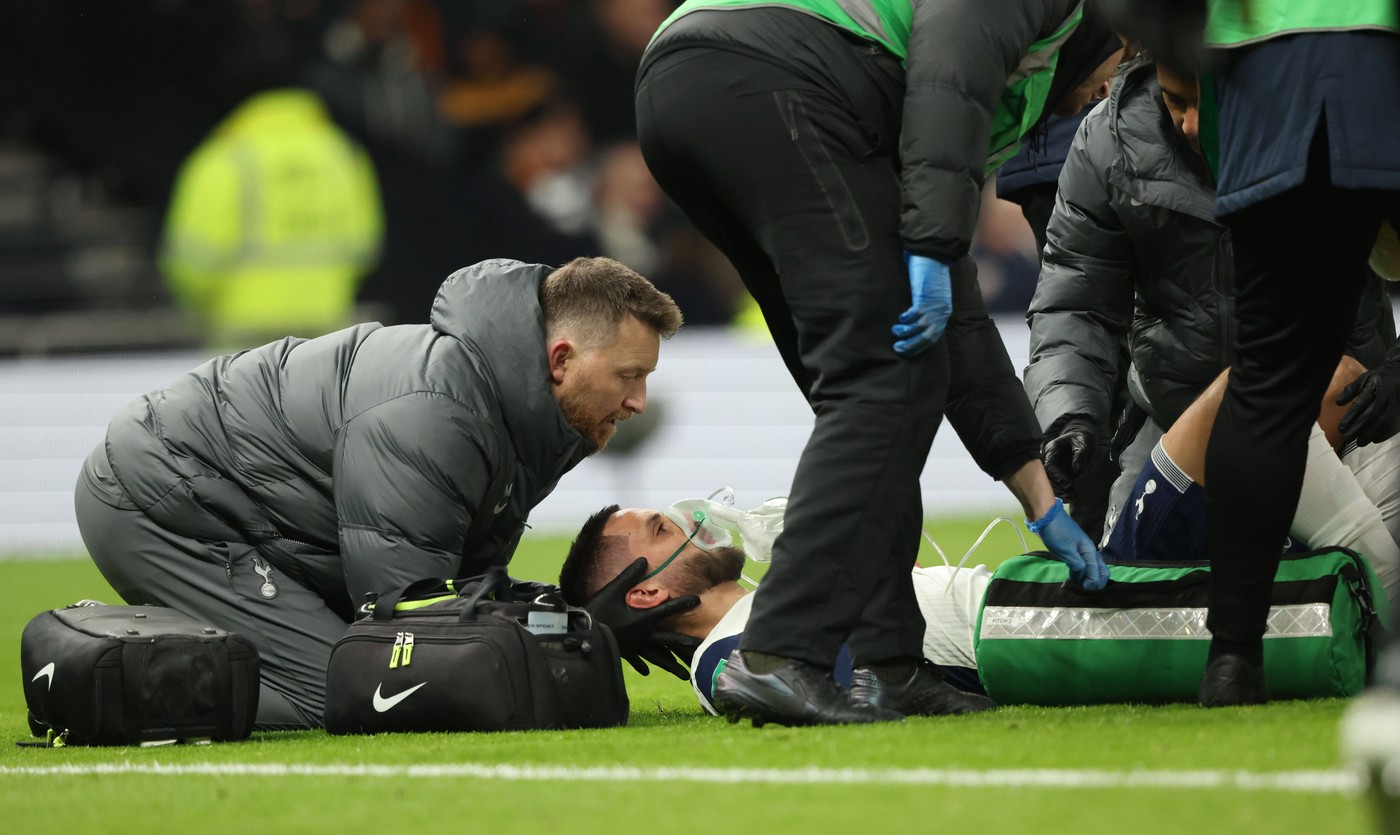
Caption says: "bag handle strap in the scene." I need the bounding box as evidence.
[370,570,512,623]
[369,577,451,621]
[457,567,512,623]
[1337,552,1390,679]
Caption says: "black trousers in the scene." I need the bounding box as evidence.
[1205,174,1392,653]
[638,40,1039,665]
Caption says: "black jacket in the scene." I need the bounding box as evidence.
[646,0,1093,261]
[1025,66,1394,437]
[899,0,1086,261]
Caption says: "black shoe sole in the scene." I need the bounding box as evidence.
[1199,690,1270,708]
[715,689,897,727]
[714,692,810,728]
[1198,655,1270,707]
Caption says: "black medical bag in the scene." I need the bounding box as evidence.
[20,603,260,746]
[323,569,629,734]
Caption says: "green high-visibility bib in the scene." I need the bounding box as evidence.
[652,0,1083,175]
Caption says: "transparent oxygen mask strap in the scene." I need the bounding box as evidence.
[706,486,737,506]
[749,516,1026,595]
[931,516,1029,634]
[922,516,1028,598]
[920,527,954,568]
[962,517,1027,569]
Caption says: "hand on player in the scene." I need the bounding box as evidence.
[1337,363,1400,447]
[581,557,700,679]
[1027,498,1109,590]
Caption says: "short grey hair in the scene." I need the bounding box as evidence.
[541,257,683,346]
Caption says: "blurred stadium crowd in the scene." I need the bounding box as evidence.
[0,0,1040,354]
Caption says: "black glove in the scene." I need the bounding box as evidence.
[643,631,703,679]
[1338,363,1400,447]
[581,557,700,680]
[504,578,563,601]
[1042,418,1099,499]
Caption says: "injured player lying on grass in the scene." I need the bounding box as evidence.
[560,500,994,714]
[557,356,1400,714]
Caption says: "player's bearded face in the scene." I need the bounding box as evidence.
[669,545,746,597]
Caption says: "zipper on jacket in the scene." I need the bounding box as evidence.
[272,533,324,551]
[787,98,798,142]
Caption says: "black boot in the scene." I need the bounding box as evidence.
[713,650,901,727]
[1198,653,1270,707]
[850,660,996,716]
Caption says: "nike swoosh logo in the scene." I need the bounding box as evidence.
[32,662,55,691]
[372,682,426,713]
[494,484,514,514]
[765,676,797,699]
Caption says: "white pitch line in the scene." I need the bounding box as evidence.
[0,763,1362,793]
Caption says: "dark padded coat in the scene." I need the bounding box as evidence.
[1024,65,1394,438]
[900,0,1082,261]
[655,0,1105,261]
[83,259,592,617]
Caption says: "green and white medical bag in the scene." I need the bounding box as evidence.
[974,549,1389,705]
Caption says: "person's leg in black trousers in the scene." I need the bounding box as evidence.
[1203,175,1386,704]
[846,253,1043,664]
[638,45,956,720]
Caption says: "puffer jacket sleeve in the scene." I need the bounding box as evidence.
[1023,106,1134,438]
[943,255,1043,480]
[334,391,496,603]
[900,0,1072,260]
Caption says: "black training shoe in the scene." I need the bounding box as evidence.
[712,650,902,727]
[1198,653,1270,707]
[850,660,996,716]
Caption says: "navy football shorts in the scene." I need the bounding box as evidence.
[1103,441,1300,562]
[1102,442,1208,562]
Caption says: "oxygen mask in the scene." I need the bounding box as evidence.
[662,487,786,563]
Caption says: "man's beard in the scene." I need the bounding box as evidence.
[558,390,626,451]
[670,546,747,597]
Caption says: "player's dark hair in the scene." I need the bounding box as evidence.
[559,504,624,605]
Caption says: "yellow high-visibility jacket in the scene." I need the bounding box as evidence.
[161,88,383,344]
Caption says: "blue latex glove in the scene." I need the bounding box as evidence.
[892,252,953,357]
[1026,498,1109,590]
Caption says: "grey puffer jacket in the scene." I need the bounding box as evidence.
[84,259,592,615]
[1024,66,1394,438]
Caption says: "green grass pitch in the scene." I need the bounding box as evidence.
[0,518,1375,834]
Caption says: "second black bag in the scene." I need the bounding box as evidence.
[20,603,260,746]
[324,570,628,734]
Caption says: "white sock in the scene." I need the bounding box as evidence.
[1292,424,1400,603]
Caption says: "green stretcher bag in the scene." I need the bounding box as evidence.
[973,549,1389,705]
